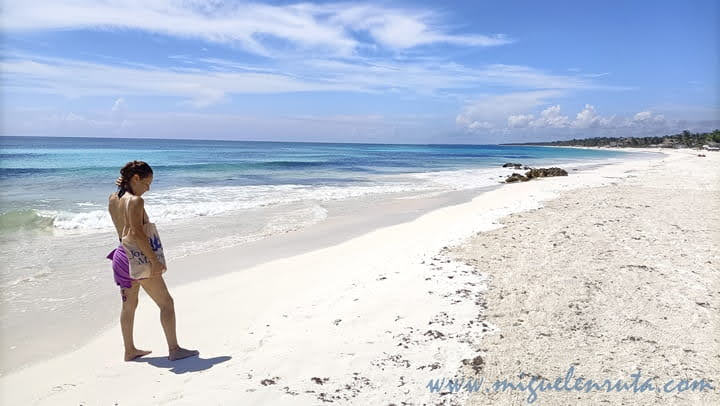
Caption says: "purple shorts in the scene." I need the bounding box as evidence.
[106,244,136,289]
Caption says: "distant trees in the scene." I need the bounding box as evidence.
[507,130,720,148]
[711,129,720,143]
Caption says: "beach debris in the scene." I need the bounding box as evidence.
[315,373,371,403]
[417,362,442,371]
[316,392,337,403]
[428,311,455,326]
[260,377,279,386]
[333,318,342,325]
[424,329,445,339]
[311,377,330,385]
[372,353,411,369]
[461,355,485,374]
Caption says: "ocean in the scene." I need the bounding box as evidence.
[0,136,638,232]
[0,135,645,372]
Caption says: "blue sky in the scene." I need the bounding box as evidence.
[1,0,718,144]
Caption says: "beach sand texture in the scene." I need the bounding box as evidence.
[0,148,717,405]
[453,149,719,405]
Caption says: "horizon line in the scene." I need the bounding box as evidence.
[0,134,511,147]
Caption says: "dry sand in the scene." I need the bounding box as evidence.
[451,148,719,405]
[0,148,717,405]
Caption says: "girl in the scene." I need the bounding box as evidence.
[107,160,198,361]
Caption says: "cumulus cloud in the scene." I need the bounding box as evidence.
[503,104,617,130]
[457,91,564,132]
[632,110,666,126]
[459,97,695,136]
[507,105,570,128]
[535,105,570,128]
[507,114,534,128]
[467,120,494,130]
[572,104,616,128]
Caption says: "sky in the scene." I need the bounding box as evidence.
[1,0,718,144]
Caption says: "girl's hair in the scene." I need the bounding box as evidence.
[116,161,153,197]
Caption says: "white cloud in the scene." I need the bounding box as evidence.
[459,96,702,136]
[328,8,511,49]
[111,97,126,112]
[2,54,613,106]
[572,104,612,128]
[632,110,666,125]
[457,90,564,132]
[468,120,494,130]
[1,1,512,57]
[533,105,570,128]
[1,2,630,108]
[0,55,361,106]
[507,114,534,128]
[507,105,569,129]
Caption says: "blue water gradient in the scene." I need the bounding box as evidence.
[0,136,641,232]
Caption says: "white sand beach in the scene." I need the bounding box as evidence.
[1,148,717,405]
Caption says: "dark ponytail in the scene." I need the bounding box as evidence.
[116,160,153,197]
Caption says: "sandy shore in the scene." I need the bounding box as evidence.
[451,148,720,405]
[0,185,490,374]
[1,148,717,405]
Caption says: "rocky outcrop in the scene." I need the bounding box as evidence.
[525,167,568,178]
[504,173,529,183]
[504,167,568,183]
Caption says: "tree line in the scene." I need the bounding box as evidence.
[505,129,720,148]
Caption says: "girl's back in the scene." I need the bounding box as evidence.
[108,192,148,242]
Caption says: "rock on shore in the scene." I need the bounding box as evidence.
[503,166,568,183]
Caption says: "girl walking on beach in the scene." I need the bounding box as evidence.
[107,160,198,361]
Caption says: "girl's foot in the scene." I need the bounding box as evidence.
[124,348,152,361]
[169,346,199,361]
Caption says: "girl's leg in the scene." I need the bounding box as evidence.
[120,281,151,361]
[139,276,198,360]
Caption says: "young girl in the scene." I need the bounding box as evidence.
[107,160,198,361]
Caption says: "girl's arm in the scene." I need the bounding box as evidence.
[127,196,160,264]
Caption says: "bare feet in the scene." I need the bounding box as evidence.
[168,346,199,361]
[124,348,152,361]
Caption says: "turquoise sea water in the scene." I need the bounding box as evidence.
[0,136,637,235]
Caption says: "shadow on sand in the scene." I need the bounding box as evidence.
[135,355,232,374]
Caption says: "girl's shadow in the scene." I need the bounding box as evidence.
[134,355,231,374]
